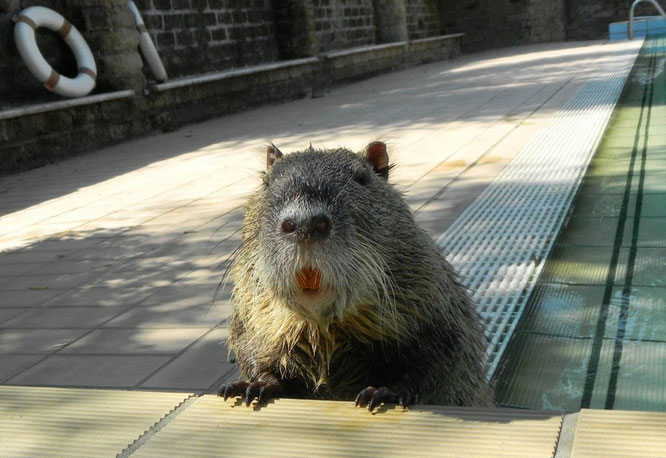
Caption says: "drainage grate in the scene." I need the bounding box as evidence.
[437,39,644,378]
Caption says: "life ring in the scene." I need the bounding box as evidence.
[128,1,167,83]
[13,6,96,98]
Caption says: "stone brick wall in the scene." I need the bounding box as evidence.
[406,0,440,40]
[135,0,280,78]
[1,34,463,174]
[440,0,566,52]
[407,33,461,64]
[441,0,650,47]
[312,0,376,52]
[2,0,645,110]
[149,59,317,131]
[0,94,145,172]
[526,0,566,43]
[565,0,650,41]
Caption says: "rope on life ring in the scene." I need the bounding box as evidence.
[127,1,168,83]
[13,6,97,98]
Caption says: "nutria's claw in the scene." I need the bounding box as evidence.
[354,386,377,408]
[218,380,249,401]
[219,380,279,406]
[355,386,417,411]
[245,380,279,406]
[398,390,419,408]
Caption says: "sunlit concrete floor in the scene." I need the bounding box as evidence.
[0,40,637,392]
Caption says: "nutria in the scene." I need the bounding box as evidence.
[219,141,494,410]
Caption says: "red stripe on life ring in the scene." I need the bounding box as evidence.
[44,69,60,91]
[58,20,72,38]
[78,67,97,80]
[14,15,37,30]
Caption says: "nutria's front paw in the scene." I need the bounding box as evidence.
[218,380,279,406]
[354,386,418,411]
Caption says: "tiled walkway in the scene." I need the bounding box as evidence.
[0,40,637,392]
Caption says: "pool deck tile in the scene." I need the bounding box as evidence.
[6,355,174,387]
[138,328,234,391]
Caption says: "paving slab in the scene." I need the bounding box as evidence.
[138,328,234,390]
[39,286,155,308]
[0,307,29,325]
[6,355,173,387]
[0,289,66,307]
[0,329,91,354]
[1,306,131,328]
[0,355,44,383]
[1,272,100,291]
[59,328,211,355]
[103,302,229,329]
[0,41,638,390]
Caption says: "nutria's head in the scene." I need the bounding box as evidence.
[239,142,403,326]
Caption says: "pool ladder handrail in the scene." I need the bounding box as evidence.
[629,0,666,39]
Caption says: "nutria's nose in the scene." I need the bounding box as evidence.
[281,219,296,234]
[281,214,331,242]
[310,214,331,240]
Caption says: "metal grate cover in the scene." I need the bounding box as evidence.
[437,39,644,377]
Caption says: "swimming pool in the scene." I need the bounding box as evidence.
[494,35,666,412]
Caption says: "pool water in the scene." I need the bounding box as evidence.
[609,16,666,41]
[493,36,666,412]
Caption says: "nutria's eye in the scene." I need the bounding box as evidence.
[353,171,370,186]
[262,173,270,187]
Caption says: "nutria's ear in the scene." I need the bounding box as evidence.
[266,144,284,169]
[362,141,390,180]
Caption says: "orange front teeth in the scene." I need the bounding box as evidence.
[297,267,322,291]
